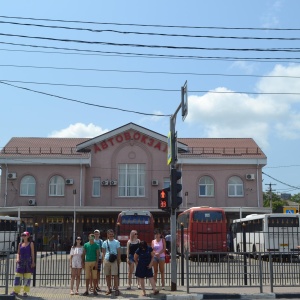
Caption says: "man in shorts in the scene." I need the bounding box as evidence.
[82,233,99,296]
[102,229,121,296]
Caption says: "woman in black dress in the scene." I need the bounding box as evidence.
[134,241,159,297]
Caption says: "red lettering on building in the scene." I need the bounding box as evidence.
[124,132,132,140]
[154,142,161,151]
[148,138,154,147]
[141,135,147,144]
[107,138,114,146]
[94,144,101,153]
[116,135,123,143]
[93,131,167,154]
[101,141,108,150]
[133,132,140,140]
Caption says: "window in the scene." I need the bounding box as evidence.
[118,164,145,197]
[92,178,101,197]
[228,176,244,197]
[199,176,214,197]
[163,177,170,189]
[20,175,36,196]
[49,175,64,196]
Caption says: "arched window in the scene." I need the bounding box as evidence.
[49,175,64,196]
[228,176,244,197]
[20,175,36,196]
[199,176,214,197]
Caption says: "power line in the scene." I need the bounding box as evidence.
[1,79,300,95]
[2,20,300,41]
[0,80,172,117]
[1,15,300,31]
[1,43,300,63]
[2,32,300,52]
[263,172,300,190]
[1,63,300,79]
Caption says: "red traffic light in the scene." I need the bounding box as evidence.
[158,188,169,210]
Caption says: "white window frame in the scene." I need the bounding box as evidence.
[118,164,145,197]
[20,175,36,196]
[199,176,214,197]
[228,176,244,197]
[92,178,101,197]
[49,175,64,196]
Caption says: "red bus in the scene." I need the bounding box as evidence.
[176,207,227,259]
[115,210,155,260]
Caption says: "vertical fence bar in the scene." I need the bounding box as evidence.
[5,252,9,295]
[180,223,184,286]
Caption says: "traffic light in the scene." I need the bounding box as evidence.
[158,188,170,210]
[171,168,182,209]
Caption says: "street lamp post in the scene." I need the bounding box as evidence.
[73,189,76,244]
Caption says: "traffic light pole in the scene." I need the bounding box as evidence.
[168,81,187,291]
[170,104,181,292]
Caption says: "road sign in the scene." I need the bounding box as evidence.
[283,207,297,214]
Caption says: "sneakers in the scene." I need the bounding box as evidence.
[93,291,98,296]
[23,292,28,297]
[10,292,18,296]
[83,291,89,296]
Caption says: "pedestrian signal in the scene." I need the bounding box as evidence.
[158,188,170,210]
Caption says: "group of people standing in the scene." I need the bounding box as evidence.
[10,227,168,297]
[127,228,166,296]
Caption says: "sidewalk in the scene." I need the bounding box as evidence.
[2,285,300,300]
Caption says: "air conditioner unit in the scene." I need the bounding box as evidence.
[110,180,117,186]
[101,180,109,186]
[28,199,36,206]
[7,172,17,179]
[246,174,255,180]
[65,179,74,185]
[151,179,159,186]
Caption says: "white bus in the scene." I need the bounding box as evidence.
[231,213,300,256]
[0,216,20,253]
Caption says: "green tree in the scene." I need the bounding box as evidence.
[291,193,300,203]
[263,192,286,213]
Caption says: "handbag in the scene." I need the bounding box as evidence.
[107,241,117,262]
[165,249,170,264]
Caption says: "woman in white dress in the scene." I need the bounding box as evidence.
[69,237,84,295]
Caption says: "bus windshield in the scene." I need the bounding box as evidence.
[193,211,223,222]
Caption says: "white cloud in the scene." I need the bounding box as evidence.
[185,64,300,149]
[230,61,256,74]
[261,0,282,28]
[48,123,108,138]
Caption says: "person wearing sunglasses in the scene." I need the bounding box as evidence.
[11,231,35,297]
[126,230,140,290]
[69,237,83,295]
[82,233,100,296]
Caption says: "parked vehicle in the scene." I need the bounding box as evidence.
[176,206,227,259]
[115,210,154,261]
[231,213,300,258]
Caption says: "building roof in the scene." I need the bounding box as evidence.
[0,137,89,158]
[178,138,266,159]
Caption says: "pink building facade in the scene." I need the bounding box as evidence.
[0,123,270,249]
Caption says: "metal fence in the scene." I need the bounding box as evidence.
[1,249,300,294]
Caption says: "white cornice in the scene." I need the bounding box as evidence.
[177,157,267,165]
[0,157,91,166]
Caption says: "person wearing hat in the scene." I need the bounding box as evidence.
[11,231,35,297]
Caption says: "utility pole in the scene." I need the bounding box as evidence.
[265,183,276,211]
[169,81,188,291]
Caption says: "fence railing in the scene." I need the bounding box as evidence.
[1,249,300,294]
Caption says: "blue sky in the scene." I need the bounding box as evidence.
[1,1,300,195]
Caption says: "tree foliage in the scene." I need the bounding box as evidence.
[263,192,287,213]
